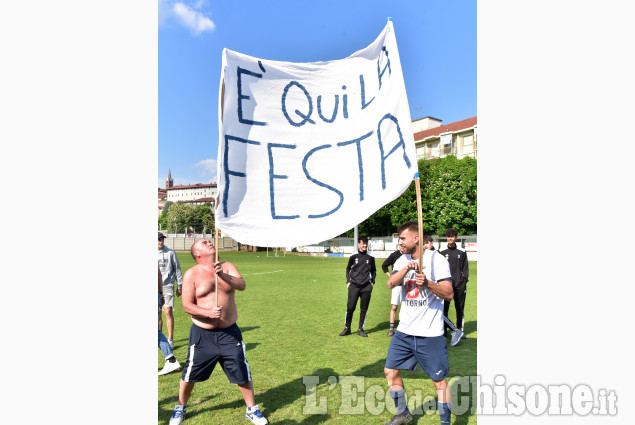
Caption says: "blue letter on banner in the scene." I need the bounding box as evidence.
[223,135,262,216]
[377,46,391,90]
[359,74,375,110]
[317,94,339,123]
[268,143,300,220]
[336,131,373,201]
[281,81,315,127]
[377,114,411,189]
[302,145,344,218]
[237,67,267,126]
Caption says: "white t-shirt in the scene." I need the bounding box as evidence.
[393,250,452,337]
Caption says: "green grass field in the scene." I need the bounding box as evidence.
[158,252,477,425]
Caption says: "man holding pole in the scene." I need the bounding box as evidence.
[383,221,455,425]
[169,239,268,425]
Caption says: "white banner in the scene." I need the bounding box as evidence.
[216,21,416,247]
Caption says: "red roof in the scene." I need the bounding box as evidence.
[183,197,216,204]
[414,116,477,141]
[167,183,217,190]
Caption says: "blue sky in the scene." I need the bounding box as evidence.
[159,0,476,188]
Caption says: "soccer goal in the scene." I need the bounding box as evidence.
[266,247,286,257]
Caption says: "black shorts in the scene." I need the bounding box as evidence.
[181,323,251,385]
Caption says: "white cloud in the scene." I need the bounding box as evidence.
[172,2,215,34]
[194,158,217,181]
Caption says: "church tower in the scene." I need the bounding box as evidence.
[165,169,173,189]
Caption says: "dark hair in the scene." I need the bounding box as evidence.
[358,236,368,244]
[445,228,458,237]
[397,220,419,235]
[422,234,433,243]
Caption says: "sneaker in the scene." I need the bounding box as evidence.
[159,359,181,375]
[385,412,413,425]
[450,329,464,347]
[387,329,395,336]
[356,328,368,337]
[245,405,268,425]
[339,327,351,336]
[168,338,174,349]
[169,405,186,425]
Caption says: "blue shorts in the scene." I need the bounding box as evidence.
[385,331,449,381]
[182,323,252,385]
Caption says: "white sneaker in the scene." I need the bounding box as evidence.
[169,404,186,425]
[159,359,181,376]
[450,329,464,347]
[168,338,174,349]
[245,405,268,425]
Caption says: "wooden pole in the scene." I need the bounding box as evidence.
[215,224,219,308]
[210,201,220,308]
[414,172,424,272]
[216,77,225,309]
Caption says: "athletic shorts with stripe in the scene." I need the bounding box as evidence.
[385,330,449,381]
[390,285,402,305]
[181,323,252,385]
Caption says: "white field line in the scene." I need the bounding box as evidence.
[244,270,284,275]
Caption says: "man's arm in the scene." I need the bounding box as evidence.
[158,265,164,307]
[370,256,376,284]
[215,261,246,291]
[381,253,395,274]
[345,255,355,283]
[181,268,222,319]
[419,275,454,301]
[172,251,184,295]
[461,251,469,284]
[387,261,412,289]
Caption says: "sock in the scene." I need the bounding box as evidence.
[389,389,409,415]
[168,356,177,363]
[438,401,452,424]
[389,323,395,329]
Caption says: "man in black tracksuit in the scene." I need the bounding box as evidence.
[340,236,376,337]
[440,228,469,339]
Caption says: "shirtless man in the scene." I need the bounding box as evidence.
[169,239,268,425]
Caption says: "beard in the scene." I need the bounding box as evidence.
[401,244,417,255]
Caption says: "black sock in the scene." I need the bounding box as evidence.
[168,356,177,363]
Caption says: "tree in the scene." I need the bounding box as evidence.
[422,156,477,236]
[166,203,196,233]
[192,203,215,234]
[163,201,173,215]
[355,156,477,237]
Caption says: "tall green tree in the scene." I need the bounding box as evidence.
[166,202,196,233]
[423,155,477,235]
[192,203,215,234]
[355,156,477,237]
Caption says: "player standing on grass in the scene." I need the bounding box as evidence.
[440,228,469,345]
[168,239,268,425]
[383,221,454,425]
[159,265,181,375]
[340,236,377,337]
[158,232,183,349]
